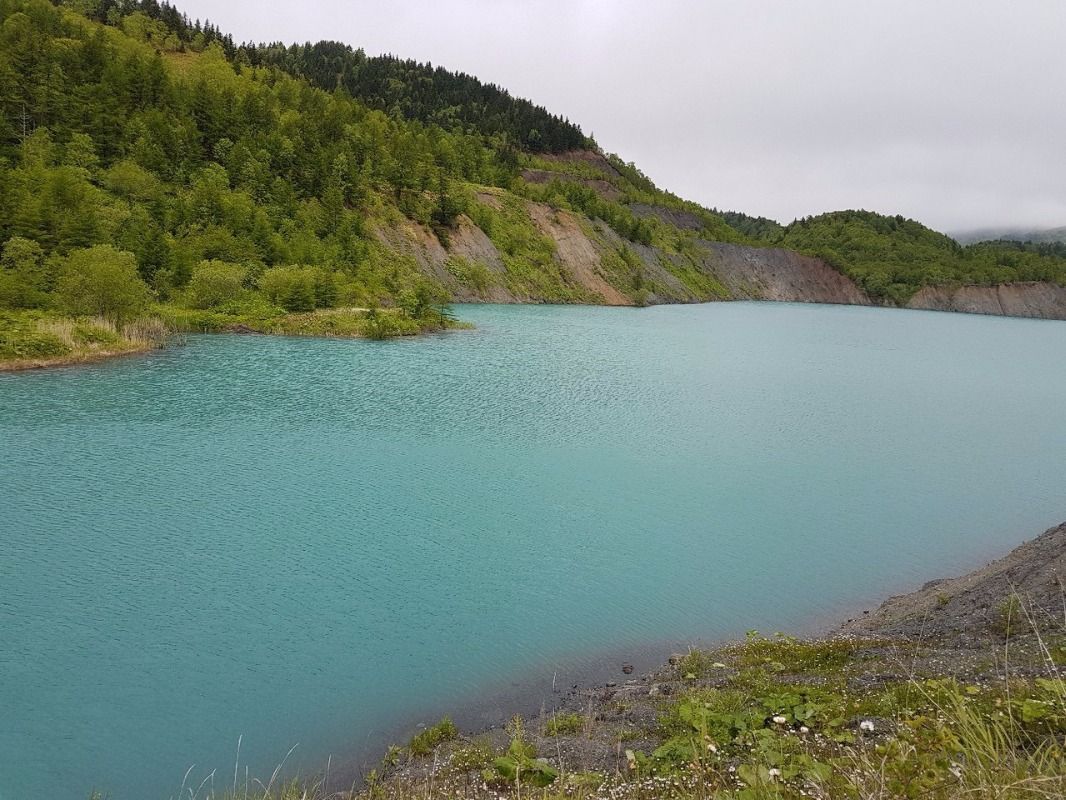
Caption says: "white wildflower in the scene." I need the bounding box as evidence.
[768,768,782,780]
[772,715,788,725]
[859,719,875,732]
[799,725,810,734]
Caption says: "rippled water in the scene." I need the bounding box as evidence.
[2,302,1065,799]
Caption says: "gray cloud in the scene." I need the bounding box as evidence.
[177,0,1066,232]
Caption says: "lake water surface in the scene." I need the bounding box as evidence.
[2,302,1065,799]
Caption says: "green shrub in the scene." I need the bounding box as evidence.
[445,255,494,294]
[361,307,416,339]
[995,594,1024,636]
[483,717,557,788]
[186,260,247,309]
[0,237,49,309]
[55,246,150,323]
[258,266,338,312]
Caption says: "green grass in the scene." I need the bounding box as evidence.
[543,712,584,737]
[157,303,470,340]
[0,310,165,367]
[0,311,70,360]
[467,194,598,303]
[407,717,459,757]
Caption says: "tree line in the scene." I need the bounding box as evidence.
[63,0,589,153]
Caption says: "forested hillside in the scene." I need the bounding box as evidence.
[2,0,1066,369]
[0,0,746,339]
[772,211,1066,305]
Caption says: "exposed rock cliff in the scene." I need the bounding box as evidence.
[697,242,871,305]
[907,282,1066,319]
[378,200,874,308]
[378,196,1065,319]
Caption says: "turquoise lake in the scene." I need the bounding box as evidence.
[2,302,1065,799]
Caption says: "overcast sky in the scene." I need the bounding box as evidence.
[177,0,1065,233]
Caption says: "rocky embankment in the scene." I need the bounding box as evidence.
[906,282,1066,319]
[843,520,1066,638]
[378,186,1066,319]
[357,521,1065,799]
[378,200,875,309]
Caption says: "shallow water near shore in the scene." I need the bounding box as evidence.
[2,301,1065,800]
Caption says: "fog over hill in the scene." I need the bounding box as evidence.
[951,225,1066,246]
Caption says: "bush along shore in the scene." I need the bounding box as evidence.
[143,521,1065,800]
[0,310,168,371]
[0,302,469,372]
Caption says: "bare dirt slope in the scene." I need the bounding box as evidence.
[376,197,1066,318]
[377,203,876,308]
[699,241,872,305]
[907,282,1066,319]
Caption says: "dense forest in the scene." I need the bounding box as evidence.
[0,0,514,314]
[57,0,589,152]
[1,0,1065,366]
[0,0,710,346]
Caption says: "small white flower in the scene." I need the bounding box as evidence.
[799,725,810,734]
[768,768,781,780]
[772,715,788,725]
[859,719,875,732]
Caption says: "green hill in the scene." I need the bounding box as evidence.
[771,211,1066,305]
[2,0,1065,369]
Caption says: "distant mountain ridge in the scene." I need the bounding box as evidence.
[951,225,1066,246]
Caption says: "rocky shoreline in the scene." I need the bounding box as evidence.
[348,521,1065,798]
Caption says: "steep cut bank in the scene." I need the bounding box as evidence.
[697,241,870,305]
[377,194,1066,318]
[907,282,1066,319]
[376,198,875,308]
[381,199,1066,317]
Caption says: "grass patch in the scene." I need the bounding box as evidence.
[543,712,584,737]
[0,310,165,368]
[675,649,728,679]
[446,739,495,772]
[407,717,458,757]
[158,304,470,339]
[468,195,597,303]
[731,633,859,673]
